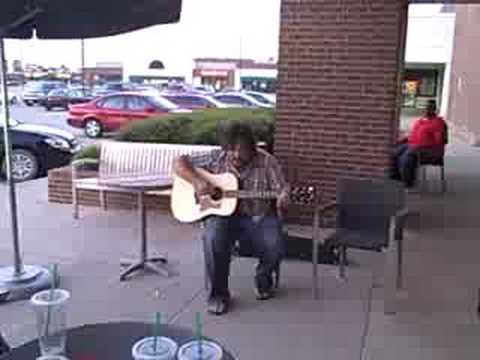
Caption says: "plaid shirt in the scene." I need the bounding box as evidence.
[190,148,289,217]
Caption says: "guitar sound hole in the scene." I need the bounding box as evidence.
[211,188,223,201]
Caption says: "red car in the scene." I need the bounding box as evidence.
[163,93,232,110]
[67,92,190,138]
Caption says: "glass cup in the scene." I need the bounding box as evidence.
[31,289,70,356]
[177,340,223,360]
[132,336,178,360]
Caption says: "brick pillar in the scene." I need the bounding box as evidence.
[275,0,408,207]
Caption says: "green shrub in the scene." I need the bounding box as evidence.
[116,108,275,148]
[73,144,100,161]
[70,108,275,163]
[116,115,195,144]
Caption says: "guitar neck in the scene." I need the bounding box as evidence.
[224,190,278,199]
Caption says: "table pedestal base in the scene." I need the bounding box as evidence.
[120,257,170,281]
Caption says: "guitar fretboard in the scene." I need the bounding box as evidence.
[223,190,279,199]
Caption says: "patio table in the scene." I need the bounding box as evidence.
[98,175,173,281]
[1,322,235,359]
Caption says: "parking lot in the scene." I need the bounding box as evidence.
[7,87,95,147]
[0,88,104,182]
[8,88,107,152]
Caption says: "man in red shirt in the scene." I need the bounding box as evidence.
[391,100,447,188]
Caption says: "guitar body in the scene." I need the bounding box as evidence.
[171,168,239,223]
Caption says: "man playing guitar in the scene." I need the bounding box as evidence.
[173,121,290,315]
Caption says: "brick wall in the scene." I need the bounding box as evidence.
[275,0,408,208]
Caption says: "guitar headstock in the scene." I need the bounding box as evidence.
[290,184,318,205]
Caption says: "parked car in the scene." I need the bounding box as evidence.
[163,93,233,110]
[0,92,20,105]
[190,85,215,94]
[0,119,81,182]
[92,85,110,97]
[67,93,190,138]
[6,73,25,86]
[40,88,94,111]
[213,92,274,109]
[244,91,276,106]
[91,82,140,97]
[68,85,92,94]
[22,81,67,106]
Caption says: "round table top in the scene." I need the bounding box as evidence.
[3,322,234,360]
[98,175,173,191]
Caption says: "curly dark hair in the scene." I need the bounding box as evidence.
[217,120,257,150]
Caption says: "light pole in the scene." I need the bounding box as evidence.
[81,38,85,94]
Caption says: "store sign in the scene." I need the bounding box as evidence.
[196,69,230,77]
[197,62,236,70]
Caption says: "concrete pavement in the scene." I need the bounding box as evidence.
[1,135,480,359]
[0,177,372,359]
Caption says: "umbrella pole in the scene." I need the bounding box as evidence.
[0,37,22,276]
[0,38,50,302]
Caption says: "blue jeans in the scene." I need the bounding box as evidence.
[392,143,418,187]
[202,215,284,298]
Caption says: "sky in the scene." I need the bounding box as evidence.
[4,0,282,77]
[3,2,446,78]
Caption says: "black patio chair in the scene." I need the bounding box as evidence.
[312,178,409,304]
[417,122,448,193]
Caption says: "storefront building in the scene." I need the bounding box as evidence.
[193,58,276,92]
[83,63,123,86]
[403,5,455,113]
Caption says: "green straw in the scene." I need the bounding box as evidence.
[153,312,161,353]
[45,264,58,338]
[51,264,58,289]
[195,312,203,359]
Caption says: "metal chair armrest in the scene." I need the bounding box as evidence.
[391,207,410,240]
[317,202,338,214]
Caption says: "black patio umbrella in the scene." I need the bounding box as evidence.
[0,0,182,302]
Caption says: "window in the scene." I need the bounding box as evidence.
[146,96,178,111]
[25,82,43,91]
[126,96,149,110]
[106,83,123,91]
[43,83,65,93]
[247,93,271,105]
[165,96,187,106]
[49,89,67,97]
[241,77,277,93]
[404,69,438,97]
[441,4,455,13]
[184,96,210,107]
[69,90,86,98]
[215,95,251,106]
[98,96,125,110]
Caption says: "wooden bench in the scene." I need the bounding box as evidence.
[71,141,220,219]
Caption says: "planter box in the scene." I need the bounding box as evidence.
[48,166,170,212]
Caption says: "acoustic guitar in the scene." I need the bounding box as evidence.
[171,168,316,223]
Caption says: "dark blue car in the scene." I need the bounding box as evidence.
[0,119,81,182]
